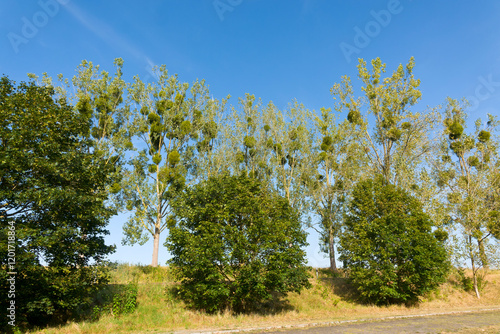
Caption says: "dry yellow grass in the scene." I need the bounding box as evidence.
[28,266,500,334]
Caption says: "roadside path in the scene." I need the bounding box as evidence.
[178,308,500,334]
[260,309,500,333]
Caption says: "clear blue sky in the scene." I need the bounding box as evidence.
[2,0,500,267]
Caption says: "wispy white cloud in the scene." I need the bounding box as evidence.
[64,2,152,65]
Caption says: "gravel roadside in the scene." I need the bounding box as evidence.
[172,308,500,334]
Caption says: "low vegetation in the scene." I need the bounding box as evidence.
[25,264,500,334]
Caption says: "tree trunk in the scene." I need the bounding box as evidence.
[469,236,480,299]
[472,269,481,299]
[152,225,160,267]
[478,239,488,270]
[329,227,337,272]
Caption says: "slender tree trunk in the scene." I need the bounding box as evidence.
[329,227,337,272]
[478,239,488,270]
[469,236,481,299]
[472,268,480,299]
[152,224,160,267]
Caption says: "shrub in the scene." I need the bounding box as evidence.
[111,283,138,316]
[339,177,450,305]
[91,282,138,320]
[166,173,311,313]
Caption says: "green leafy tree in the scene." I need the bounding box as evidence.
[123,66,221,267]
[306,108,366,272]
[191,95,231,180]
[70,59,129,202]
[331,57,438,189]
[261,100,314,209]
[339,177,450,305]
[226,94,267,178]
[166,173,311,313]
[0,77,115,330]
[226,95,314,214]
[435,99,500,298]
[28,59,129,211]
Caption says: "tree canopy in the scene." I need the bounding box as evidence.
[121,66,224,267]
[434,98,500,298]
[339,177,450,305]
[166,173,311,313]
[0,77,116,329]
[3,56,498,329]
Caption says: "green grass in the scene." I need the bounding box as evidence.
[27,265,500,334]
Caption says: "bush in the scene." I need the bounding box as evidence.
[166,173,311,313]
[91,282,138,320]
[111,283,138,316]
[454,268,487,293]
[339,177,450,305]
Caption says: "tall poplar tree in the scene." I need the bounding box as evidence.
[331,57,438,190]
[227,94,314,214]
[435,98,500,298]
[123,66,221,267]
[70,58,130,208]
[306,108,365,271]
[261,100,313,209]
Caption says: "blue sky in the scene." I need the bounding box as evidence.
[2,0,500,267]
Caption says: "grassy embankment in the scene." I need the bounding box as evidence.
[29,264,500,334]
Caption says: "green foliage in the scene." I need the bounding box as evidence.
[339,177,450,305]
[387,127,402,141]
[448,121,464,140]
[168,150,180,166]
[433,228,449,242]
[450,141,464,155]
[111,283,138,316]
[180,120,192,135]
[235,151,245,163]
[467,156,479,167]
[122,68,222,266]
[0,77,116,330]
[322,136,333,147]
[401,122,411,130]
[153,153,162,165]
[243,135,256,148]
[437,100,500,298]
[166,174,311,313]
[347,110,362,125]
[331,57,434,189]
[90,282,138,320]
[453,268,487,293]
[488,211,500,239]
[478,130,490,143]
[306,107,366,272]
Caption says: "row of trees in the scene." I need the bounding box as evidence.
[2,57,499,325]
[34,57,500,291]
